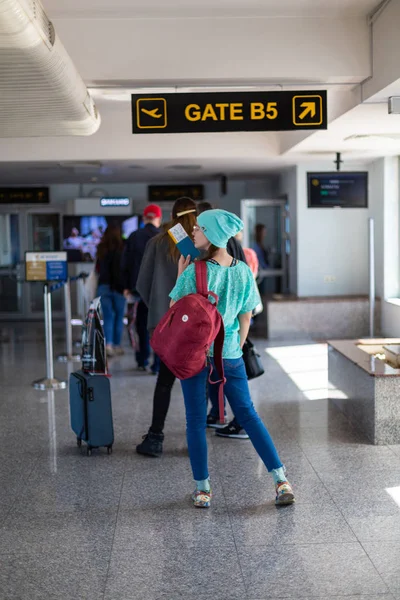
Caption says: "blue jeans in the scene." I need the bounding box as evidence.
[181,357,283,481]
[97,284,126,346]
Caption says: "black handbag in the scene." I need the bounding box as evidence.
[242,338,265,380]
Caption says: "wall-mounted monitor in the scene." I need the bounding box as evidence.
[62,214,141,262]
[307,172,368,208]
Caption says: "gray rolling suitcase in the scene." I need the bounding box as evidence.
[69,370,114,456]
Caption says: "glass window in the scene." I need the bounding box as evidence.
[28,214,60,252]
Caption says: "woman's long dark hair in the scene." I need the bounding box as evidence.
[200,244,219,262]
[96,225,123,261]
[157,197,198,262]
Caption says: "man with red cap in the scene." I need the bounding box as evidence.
[122,204,162,372]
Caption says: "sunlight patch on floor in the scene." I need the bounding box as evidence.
[265,343,348,401]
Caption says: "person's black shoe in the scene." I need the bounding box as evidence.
[206,413,227,429]
[136,430,164,457]
[216,420,249,439]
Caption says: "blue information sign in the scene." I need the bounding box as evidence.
[25,252,68,282]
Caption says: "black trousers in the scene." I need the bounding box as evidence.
[150,360,176,434]
[135,301,150,368]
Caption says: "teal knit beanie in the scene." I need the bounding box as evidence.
[197,209,244,248]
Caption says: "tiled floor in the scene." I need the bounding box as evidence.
[1,329,400,599]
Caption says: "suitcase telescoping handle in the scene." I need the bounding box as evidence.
[74,372,91,441]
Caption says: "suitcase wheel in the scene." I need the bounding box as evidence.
[87,447,92,457]
[77,438,82,448]
[107,445,113,455]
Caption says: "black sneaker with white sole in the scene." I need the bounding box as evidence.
[206,413,227,429]
[216,419,249,439]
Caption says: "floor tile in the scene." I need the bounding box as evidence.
[363,542,400,597]
[230,502,356,546]
[338,498,400,519]
[9,455,127,512]
[2,331,399,600]
[313,468,400,508]
[104,546,246,600]
[114,505,235,550]
[249,596,396,600]
[389,445,400,457]
[281,407,350,429]
[0,549,109,600]
[0,508,117,554]
[293,424,369,448]
[347,514,400,542]
[238,543,388,598]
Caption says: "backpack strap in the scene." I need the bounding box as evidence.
[195,260,224,422]
[195,260,208,298]
[195,260,219,304]
[213,322,226,424]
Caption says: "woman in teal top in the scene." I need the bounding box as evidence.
[170,209,295,509]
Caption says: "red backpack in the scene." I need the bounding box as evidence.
[150,261,225,423]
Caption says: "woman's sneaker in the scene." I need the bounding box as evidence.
[216,419,249,439]
[106,345,115,357]
[206,413,226,429]
[275,481,295,505]
[192,489,212,508]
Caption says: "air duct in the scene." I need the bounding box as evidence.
[0,0,100,137]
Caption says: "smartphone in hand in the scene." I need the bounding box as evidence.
[168,223,200,260]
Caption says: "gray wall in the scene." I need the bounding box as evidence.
[280,162,378,297]
[48,178,280,217]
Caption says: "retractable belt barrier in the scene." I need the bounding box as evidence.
[32,273,87,390]
[32,283,67,391]
[57,273,87,363]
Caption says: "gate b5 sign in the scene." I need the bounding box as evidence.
[132,91,327,134]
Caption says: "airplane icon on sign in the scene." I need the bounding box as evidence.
[141,108,163,119]
[135,97,167,129]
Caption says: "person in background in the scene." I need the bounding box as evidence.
[253,223,269,296]
[135,197,198,457]
[96,226,126,358]
[253,223,269,269]
[122,204,162,373]
[236,230,259,278]
[169,209,295,508]
[64,227,83,250]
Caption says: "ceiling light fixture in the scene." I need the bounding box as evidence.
[166,164,202,170]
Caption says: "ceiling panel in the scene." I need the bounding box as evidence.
[44,0,383,18]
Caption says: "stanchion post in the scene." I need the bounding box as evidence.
[33,284,67,390]
[369,218,376,338]
[73,275,87,349]
[58,279,81,363]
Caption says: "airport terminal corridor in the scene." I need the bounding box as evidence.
[1,327,400,600]
[3,0,400,597]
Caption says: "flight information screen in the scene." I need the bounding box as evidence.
[307,172,368,208]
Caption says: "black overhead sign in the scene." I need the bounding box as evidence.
[148,185,204,202]
[132,91,327,134]
[0,187,49,204]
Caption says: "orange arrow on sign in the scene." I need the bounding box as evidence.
[298,102,316,120]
